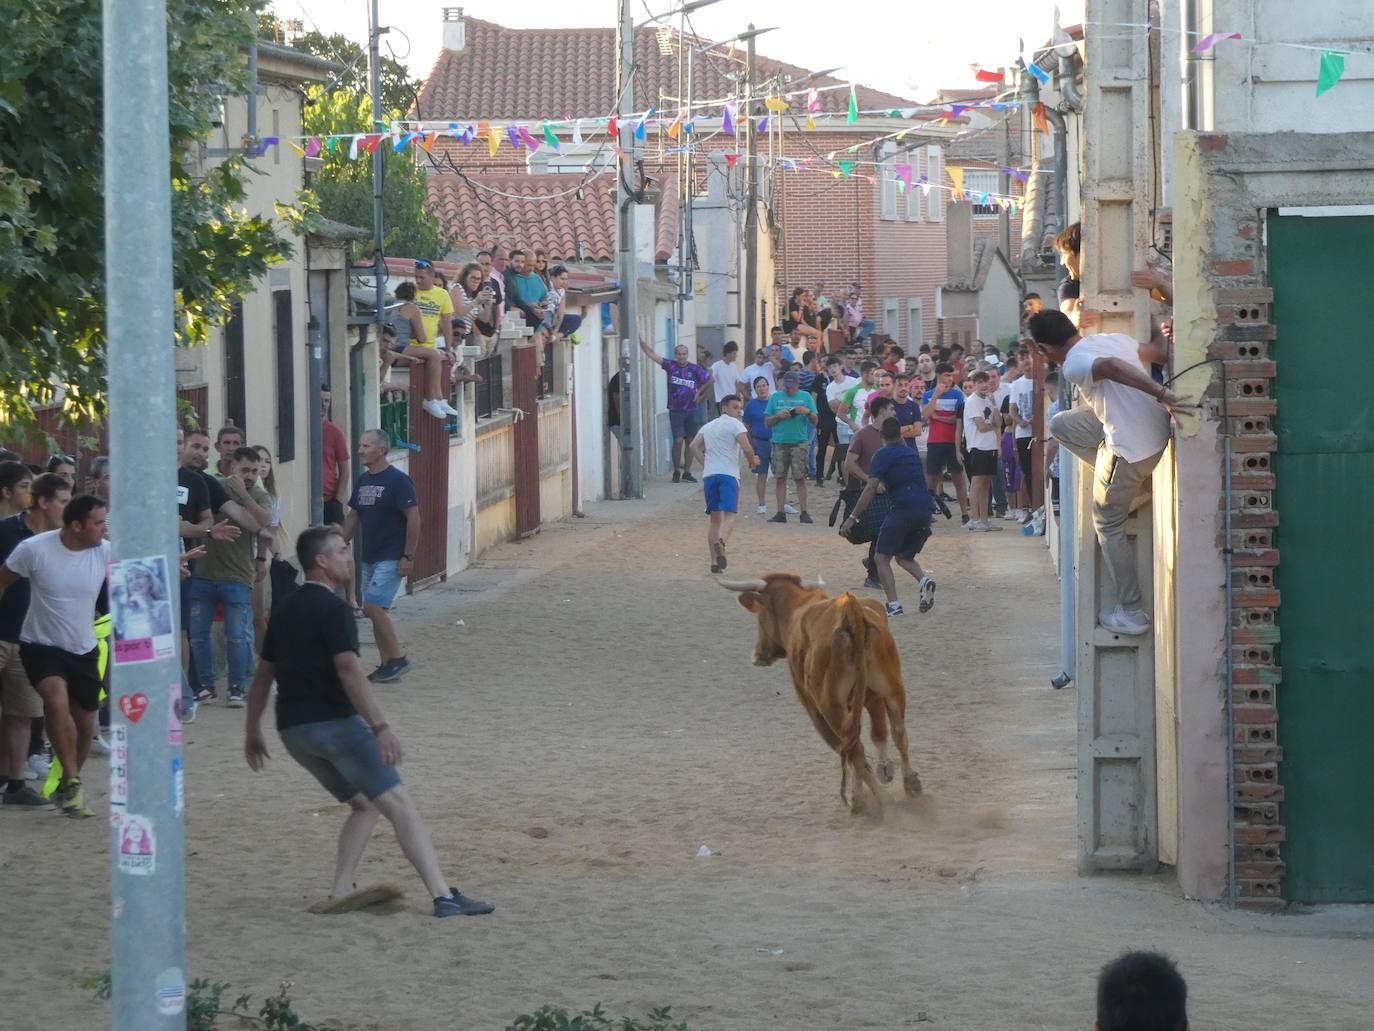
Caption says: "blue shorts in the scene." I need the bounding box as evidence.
[280,714,403,802]
[361,560,403,608]
[668,409,702,441]
[750,437,772,474]
[703,474,740,514]
[875,506,932,560]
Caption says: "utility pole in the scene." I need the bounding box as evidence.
[307,315,324,525]
[742,25,758,363]
[104,0,186,1025]
[616,0,644,499]
[370,0,386,377]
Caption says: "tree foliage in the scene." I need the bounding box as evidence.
[0,0,296,430]
[259,12,453,263]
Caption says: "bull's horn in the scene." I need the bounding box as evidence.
[799,576,827,589]
[717,578,767,592]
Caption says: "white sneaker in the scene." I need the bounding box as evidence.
[27,750,50,781]
[784,504,799,515]
[90,733,111,758]
[964,519,983,531]
[440,400,460,417]
[757,505,767,514]
[976,521,1004,532]
[918,576,937,613]
[422,398,448,420]
[1101,606,1151,635]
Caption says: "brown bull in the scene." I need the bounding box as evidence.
[721,573,922,812]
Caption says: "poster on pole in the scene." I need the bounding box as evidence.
[108,555,176,665]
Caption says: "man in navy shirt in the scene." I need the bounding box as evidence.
[342,430,419,683]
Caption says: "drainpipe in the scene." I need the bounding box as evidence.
[246,41,258,145]
[1181,0,1211,131]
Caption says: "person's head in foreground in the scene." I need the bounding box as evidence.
[1096,950,1188,1031]
[1028,309,1080,363]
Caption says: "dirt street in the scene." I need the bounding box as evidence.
[6,478,1374,1029]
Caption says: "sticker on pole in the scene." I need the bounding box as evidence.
[155,968,186,1016]
[109,555,176,664]
[168,687,183,746]
[109,725,129,809]
[171,757,184,817]
[117,814,156,875]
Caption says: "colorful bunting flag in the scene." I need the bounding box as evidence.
[543,123,560,149]
[1317,50,1346,96]
[1026,61,1050,86]
[607,116,618,139]
[947,165,965,196]
[666,111,682,140]
[847,85,858,124]
[1032,102,1050,137]
[421,132,436,151]
[805,116,816,131]
[807,89,820,113]
[288,141,305,156]
[758,115,769,133]
[518,125,540,152]
[487,128,500,157]
[723,104,735,135]
[839,160,854,177]
[895,164,913,190]
[572,120,583,145]
[506,125,520,148]
[971,65,1003,83]
[765,96,788,113]
[724,152,739,169]
[305,137,321,157]
[1190,32,1242,53]
[949,104,968,120]
[348,135,360,159]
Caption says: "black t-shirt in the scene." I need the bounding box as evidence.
[1057,277,1080,305]
[0,513,36,642]
[263,582,360,730]
[201,469,230,515]
[178,467,211,525]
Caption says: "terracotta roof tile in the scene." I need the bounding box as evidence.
[426,170,678,264]
[414,19,921,123]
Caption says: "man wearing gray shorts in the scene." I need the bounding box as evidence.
[244,525,492,919]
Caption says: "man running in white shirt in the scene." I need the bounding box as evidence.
[689,394,759,573]
[0,494,111,817]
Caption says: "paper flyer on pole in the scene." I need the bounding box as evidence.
[109,555,176,665]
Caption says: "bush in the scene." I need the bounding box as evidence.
[85,972,319,1030]
[507,1004,692,1031]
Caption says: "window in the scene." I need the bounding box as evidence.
[882,299,899,339]
[906,299,923,353]
[965,170,1001,216]
[474,353,503,420]
[925,145,944,223]
[905,151,923,222]
[379,391,408,448]
[879,143,898,221]
[224,301,246,435]
[273,290,295,461]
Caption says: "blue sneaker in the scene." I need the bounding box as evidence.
[434,890,494,917]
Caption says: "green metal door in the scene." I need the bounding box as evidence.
[1270,212,1374,903]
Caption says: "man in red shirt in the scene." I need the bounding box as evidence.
[321,385,350,526]
[920,363,970,524]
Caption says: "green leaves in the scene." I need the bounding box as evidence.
[0,0,290,433]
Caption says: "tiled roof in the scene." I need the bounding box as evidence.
[426,170,678,265]
[415,18,921,123]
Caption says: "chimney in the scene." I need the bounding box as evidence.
[442,7,466,52]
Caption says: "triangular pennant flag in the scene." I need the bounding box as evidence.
[901,107,918,118]
[895,164,913,189]
[833,170,843,179]
[683,120,694,135]
[362,134,383,154]
[920,182,931,197]
[949,104,968,119]
[573,119,583,145]
[839,160,854,177]
[305,137,321,157]
[897,129,909,141]
[888,109,901,118]
[638,107,656,132]
[1026,61,1050,86]
[422,132,436,151]
[608,116,619,139]
[518,125,540,152]
[847,85,858,123]
[897,180,906,193]
[348,135,361,159]
[1003,166,1029,182]
[667,110,683,139]
[807,89,820,113]
[394,131,420,152]
[507,124,521,148]
[765,96,787,113]
[805,116,816,130]
[758,115,769,133]
[634,119,646,140]
[289,141,306,156]
[723,104,735,135]
[826,151,837,161]
[325,136,339,153]
[1032,102,1050,136]
[488,128,500,157]
[947,165,965,196]
[1190,32,1241,53]
[543,123,560,149]
[979,192,990,205]
[1317,50,1346,96]
[971,65,1003,83]
[724,152,739,169]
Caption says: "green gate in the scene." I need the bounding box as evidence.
[1270,211,1374,903]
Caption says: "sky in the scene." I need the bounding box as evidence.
[268,0,1085,103]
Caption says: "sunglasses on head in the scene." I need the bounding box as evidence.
[414,260,433,270]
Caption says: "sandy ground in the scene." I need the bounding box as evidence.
[5,474,1374,1030]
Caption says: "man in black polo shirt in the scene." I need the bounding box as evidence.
[243,525,492,919]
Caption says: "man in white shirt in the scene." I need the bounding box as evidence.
[962,372,1003,532]
[0,494,111,817]
[740,348,776,400]
[1009,362,1037,518]
[689,394,759,573]
[1029,310,1189,635]
[709,341,742,417]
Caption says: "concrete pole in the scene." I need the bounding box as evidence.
[308,315,324,526]
[742,26,758,362]
[103,0,187,1025]
[617,0,644,498]
[370,0,386,369]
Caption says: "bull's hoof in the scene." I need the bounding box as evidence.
[904,773,924,797]
[876,759,896,785]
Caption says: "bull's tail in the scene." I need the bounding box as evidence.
[833,593,871,758]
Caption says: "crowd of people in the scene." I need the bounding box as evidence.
[381,246,585,416]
